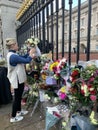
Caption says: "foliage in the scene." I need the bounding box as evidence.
[27,75,35,84]
[69,64,98,108]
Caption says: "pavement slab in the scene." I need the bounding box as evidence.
[0,103,58,130]
[0,103,45,130]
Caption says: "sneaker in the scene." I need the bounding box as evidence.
[10,116,23,123]
[16,110,28,116]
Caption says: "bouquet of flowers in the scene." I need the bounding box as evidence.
[49,58,68,80]
[70,65,98,104]
[24,36,41,73]
[69,64,98,124]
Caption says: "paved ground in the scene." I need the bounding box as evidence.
[1,102,98,130]
[0,102,58,130]
[0,103,44,130]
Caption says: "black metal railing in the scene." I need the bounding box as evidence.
[16,0,92,66]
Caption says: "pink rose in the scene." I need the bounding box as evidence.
[90,95,97,101]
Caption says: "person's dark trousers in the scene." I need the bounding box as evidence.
[12,83,24,117]
[71,126,77,130]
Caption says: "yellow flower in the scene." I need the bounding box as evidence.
[41,73,47,80]
[49,61,59,71]
[60,86,66,93]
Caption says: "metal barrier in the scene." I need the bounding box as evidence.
[16,0,92,65]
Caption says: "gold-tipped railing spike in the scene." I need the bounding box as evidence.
[16,0,34,20]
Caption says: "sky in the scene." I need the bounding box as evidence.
[62,0,87,9]
[52,0,87,13]
[44,0,87,22]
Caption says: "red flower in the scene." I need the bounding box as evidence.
[88,84,96,94]
[59,66,63,70]
[90,90,96,95]
[88,76,95,83]
[81,89,85,95]
[71,70,79,77]
[56,73,60,77]
[53,66,57,72]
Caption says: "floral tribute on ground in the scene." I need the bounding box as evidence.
[69,64,98,125]
[20,37,98,128]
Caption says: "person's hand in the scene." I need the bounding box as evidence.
[29,48,36,58]
[29,47,36,54]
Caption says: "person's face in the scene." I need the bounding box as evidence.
[11,43,19,51]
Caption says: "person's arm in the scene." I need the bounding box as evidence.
[20,54,29,58]
[10,48,36,66]
[10,54,32,66]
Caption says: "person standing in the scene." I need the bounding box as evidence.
[6,38,36,123]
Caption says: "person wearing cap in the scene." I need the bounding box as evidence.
[6,38,36,123]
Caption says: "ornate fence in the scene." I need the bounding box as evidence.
[16,0,93,65]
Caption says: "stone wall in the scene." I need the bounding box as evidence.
[0,0,22,57]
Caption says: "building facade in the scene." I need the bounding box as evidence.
[1,0,97,62]
[53,0,98,53]
[16,0,98,53]
[0,0,23,57]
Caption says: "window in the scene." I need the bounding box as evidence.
[81,18,85,26]
[75,31,77,38]
[97,12,98,22]
[65,33,67,40]
[96,28,98,35]
[75,20,78,28]
[65,24,68,31]
[8,0,23,3]
[64,45,67,52]
[72,23,74,30]
[96,45,98,50]
[93,7,97,13]
[81,30,84,37]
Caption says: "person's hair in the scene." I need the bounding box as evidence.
[6,38,16,49]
